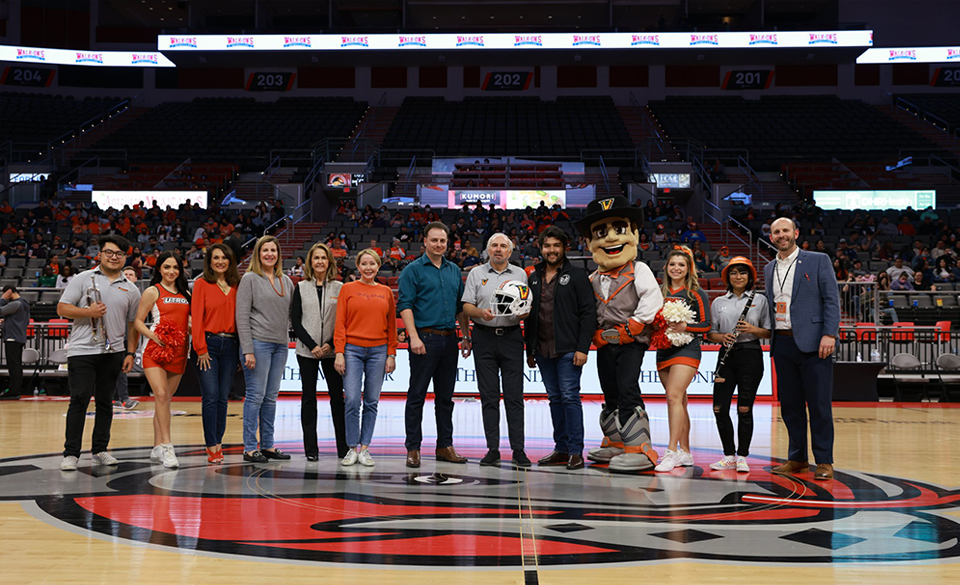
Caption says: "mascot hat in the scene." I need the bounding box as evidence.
[574,196,645,237]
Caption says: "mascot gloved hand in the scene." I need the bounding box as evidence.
[575,196,664,472]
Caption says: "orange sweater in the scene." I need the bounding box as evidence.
[334,281,398,355]
[191,278,238,355]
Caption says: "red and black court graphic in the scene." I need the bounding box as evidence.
[2,446,960,567]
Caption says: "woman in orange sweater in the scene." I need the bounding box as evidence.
[334,249,397,467]
[191,243,240,464]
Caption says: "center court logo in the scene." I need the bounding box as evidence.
[631,34,660,46]
[75,52,103,64]
[573,35,601,47]
[514,35,542,47]
[227,36,255,49]
[399,36,427,48]
[690,34,719,46]
[456,36,484,48]
[809,33,838,45]
[283,36,312,48]
[16,48,45,61]
[7,449,960,567]
[341,36,369,48]
[169,37,197,48]
[749,34,778,46]
[888,49,917,61]
[131,53,159,65]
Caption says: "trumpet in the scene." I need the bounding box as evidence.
[85,274,111,352]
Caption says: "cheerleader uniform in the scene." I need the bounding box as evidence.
[143,284,191,374]
[655,286,711,370]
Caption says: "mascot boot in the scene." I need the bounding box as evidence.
[587,404,624,463]
[608,406,658,472]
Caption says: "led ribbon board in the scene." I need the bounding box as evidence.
[0,44,175,67]
[856,46,960,64]
[159,31,872,52]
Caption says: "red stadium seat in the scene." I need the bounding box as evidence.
[855,322,877,342]
[892,322,915,342]
[48,318,70,339]
[936,320,951,343]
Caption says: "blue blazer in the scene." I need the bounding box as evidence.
[764,249,840,353]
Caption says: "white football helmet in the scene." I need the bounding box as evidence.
[491,280,532,317]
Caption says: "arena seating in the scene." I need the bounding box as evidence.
[896,94,960,130]
[380,96,633,161]
[648,95,949,171]
[0,92,122,144]
[85,97,368,169]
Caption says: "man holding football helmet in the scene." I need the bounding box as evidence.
[462,232,531,468]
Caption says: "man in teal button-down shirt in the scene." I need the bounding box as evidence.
[398,222,471,468]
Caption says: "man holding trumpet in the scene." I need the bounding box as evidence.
[57,235,142,471]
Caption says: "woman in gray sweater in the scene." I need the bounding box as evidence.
[237,235,294,463]
[290,242,346,461]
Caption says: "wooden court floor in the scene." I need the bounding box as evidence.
[2,396,960,584]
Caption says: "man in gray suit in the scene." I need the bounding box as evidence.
[765,217,840,480]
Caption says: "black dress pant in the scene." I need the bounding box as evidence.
[297,355,348,458]
[63,352,125,457]
[473,327,525,452]
[4,341,24,397]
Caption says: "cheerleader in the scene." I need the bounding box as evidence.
[705,257,771,473]
[134,251,192,468]
[655,246,711,472]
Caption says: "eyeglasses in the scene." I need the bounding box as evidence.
[100,250,126,259]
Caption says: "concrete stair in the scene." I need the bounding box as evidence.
[238,222,327,272]
[64,107,151,161]
[617,105,680,162]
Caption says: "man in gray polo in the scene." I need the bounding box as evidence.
[57,234,142,471]
[462,233,530,467]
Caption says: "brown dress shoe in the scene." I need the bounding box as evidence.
[435,446,467,463]
[406,450,420,468]
[771,460,809,474]
[537,451,569,466]
[814,463,834,480]
[566,454,585,470]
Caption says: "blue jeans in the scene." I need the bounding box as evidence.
[241,339,287,452]
[198,334,239,447]
[536,352,585,454]
[343,344,387,447]
[405,333,459,451]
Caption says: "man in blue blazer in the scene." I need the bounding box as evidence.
[764,218,840,480]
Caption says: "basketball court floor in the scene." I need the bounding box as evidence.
[2,396,959,584]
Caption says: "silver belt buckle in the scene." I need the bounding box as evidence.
[495,327,505,336]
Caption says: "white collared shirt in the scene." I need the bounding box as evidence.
[773,246,800,330]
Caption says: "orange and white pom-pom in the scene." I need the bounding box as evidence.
[661,299,695,347]
[144,319,187,365]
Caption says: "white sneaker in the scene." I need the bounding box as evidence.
[357,449,375,467]
[93,451,119,466]
[161,444,179,469]
[736,456,750,473]
[341,450,358,466]
[60,456,79,471]
[710,455,737,471]
[677,448,695,467]
[655,450,681,472]
[150,445,164,462]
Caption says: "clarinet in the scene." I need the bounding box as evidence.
[713,290,756,384]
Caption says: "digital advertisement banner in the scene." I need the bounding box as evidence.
[159,31,872,52]
[91,190,208,210]
[813,189,936,211]
[0,44,175,67]
[278,347,774,397]
[856,46,960,64]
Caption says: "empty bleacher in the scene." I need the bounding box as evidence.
[0,92,121,144]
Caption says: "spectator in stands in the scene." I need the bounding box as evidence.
[330,240,348,260]
[287,256,306,280]
[37,265,57,288]
[851,260,868,279]
[814,240,832,258]
[710,159,727,183]
[0,200,12,216]
[237,235,294,464]
[920,206,939,221]
[0,285,30,400]
[898,216,916,236]
[638,232,654,253]
[368,239,383,258]
[185,245,203,262]
[56,263,75,289]
[713,246,731,272]
[693,248,711,274]
[917,217,938,236]
[760,217,773,239]
[84,237,100,260]
[2,222,15,236]
[28,241,47,260]
[912,270,935,292]
[934,257,956,283]
[0,251,6,268]
[145,248,160,269]
[876,217,897,237]
[386,239,406,274]
[652,224,668,246]
[833,259,849,282]
[890,271,913,291]
[886,257,914,281]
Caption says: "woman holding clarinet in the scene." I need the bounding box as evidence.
[706,256,771,473]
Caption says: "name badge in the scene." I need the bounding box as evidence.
[776,302,788,323]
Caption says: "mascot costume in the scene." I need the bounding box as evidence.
[575,196,664,472]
